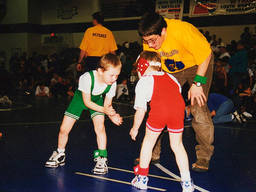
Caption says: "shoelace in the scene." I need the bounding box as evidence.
[96,158,107,168]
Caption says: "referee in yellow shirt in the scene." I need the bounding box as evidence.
[77,12,118,72]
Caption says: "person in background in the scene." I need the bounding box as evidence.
[207,93,242,124]
[229,41,248,91]
[35,81,50,97]
[77,12,117,73]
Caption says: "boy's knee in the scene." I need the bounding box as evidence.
[94,125,105,134]
[59,128,69,136]
[170,141,182,152]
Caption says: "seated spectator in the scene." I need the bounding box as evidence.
[0,95,12,108]
[35,81,50,97]
[207,93,240,124]
[212,59,228,95]
[218,43,231,62]
[50,76,67,98]
[186,93,243,124]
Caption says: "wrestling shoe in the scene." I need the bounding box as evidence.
[45,151,65,168]
[131,175,148,190]
[181,180,195,192]
[93,157,108,174]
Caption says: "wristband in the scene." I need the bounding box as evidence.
[194,74,207,84]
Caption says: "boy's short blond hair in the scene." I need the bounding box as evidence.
[99,53,122,71]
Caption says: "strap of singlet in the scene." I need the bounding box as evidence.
[89,71,94,93]
[89,70,111,95]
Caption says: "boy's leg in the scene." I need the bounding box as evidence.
[169,132,190,180]
[45,115,76,168]
[132,128,161,190]
[92,115,106,150]
[92,115,108,174]
[58,115,77,149]
[169,132,194,192]
[46,90,85,168]
[140,128,161,168]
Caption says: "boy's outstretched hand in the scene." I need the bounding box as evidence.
[104,105,116,116]
[130,127,138,141]
[109,113,123,126]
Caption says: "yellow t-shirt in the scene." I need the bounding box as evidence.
[143,18,211,73]
[80,24,117,57]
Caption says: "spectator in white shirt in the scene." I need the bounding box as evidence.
[35,81,50,97]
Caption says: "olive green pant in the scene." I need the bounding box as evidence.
[152,55,214,161]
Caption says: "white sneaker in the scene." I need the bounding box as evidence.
[93,157,108,174]
[233,111,242,123]
[131,175,148,190]
[181,180,195,192]
[242,111,252,118]
[45,151,65,168]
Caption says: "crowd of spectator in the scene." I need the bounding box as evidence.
[201,27,256,122]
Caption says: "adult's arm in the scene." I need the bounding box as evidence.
[188,53,212,106]
[77,50,87,71]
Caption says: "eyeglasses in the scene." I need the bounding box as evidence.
[142,35,160,46]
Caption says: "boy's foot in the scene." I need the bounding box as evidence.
[131,175,148,190]
[93,157,108,174]
[192,159,209,172]
[45,151,65,168]
[181,180,195,192]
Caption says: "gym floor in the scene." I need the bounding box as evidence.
[0,96,255,192]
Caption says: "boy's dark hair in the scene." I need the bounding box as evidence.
[138,12,167,37]
[92,12,104,24]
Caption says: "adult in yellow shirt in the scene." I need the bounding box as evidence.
[77,12,117,72]
[138,12,214,172]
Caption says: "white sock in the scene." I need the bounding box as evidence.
[180,171,191,181]
[231,114,234,119]
[57,148,65,153]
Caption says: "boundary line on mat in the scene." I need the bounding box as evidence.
[0,104,32,111]
[1,119,256,133]
[154,163,210,192]
[75,171,166,191]
[0,115,135,127]
[108,166,178,181]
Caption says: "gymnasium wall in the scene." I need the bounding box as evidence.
[41,0,100,24]
[0,0,255,71]
[1,0,28,24]
[199,24,256,44]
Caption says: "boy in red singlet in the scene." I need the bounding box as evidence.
[129,51,194,192]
